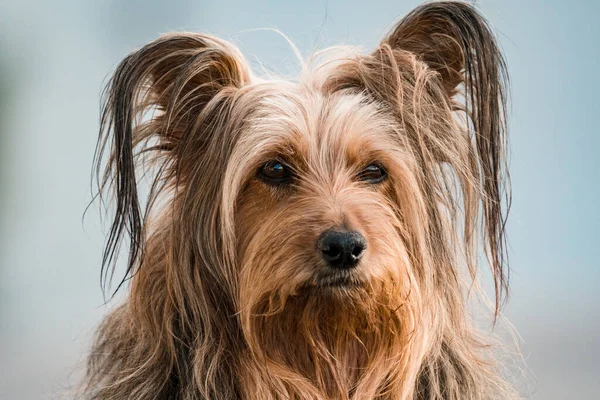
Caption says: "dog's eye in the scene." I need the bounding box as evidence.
[258,160,292,184]
[358,164,387,184]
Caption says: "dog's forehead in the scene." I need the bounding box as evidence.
[239,83,398,162]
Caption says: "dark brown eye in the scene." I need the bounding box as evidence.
[258,160,292,185]
[358,163,387,184]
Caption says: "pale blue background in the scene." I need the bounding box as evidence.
[0,1,598,399]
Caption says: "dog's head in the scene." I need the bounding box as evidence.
[94,2,509,397]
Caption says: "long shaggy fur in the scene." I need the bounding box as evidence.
[84,2,517,399]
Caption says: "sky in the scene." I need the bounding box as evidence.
[0,1,598,399]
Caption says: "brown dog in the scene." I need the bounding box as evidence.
[85,2,517,399]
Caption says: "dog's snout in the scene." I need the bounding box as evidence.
[318,230,366,269]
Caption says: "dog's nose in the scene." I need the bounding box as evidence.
[318,230,366,269]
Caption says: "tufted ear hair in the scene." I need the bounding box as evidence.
[380,1,510,311]
[383,2,508,97]
[94,33,250,294]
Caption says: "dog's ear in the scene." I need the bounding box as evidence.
[388,2,510,311]
[382,2,494,97]
[94,34,250,294]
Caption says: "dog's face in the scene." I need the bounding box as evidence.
[234,88,413,304]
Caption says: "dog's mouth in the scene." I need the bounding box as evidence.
[312,271,364,289]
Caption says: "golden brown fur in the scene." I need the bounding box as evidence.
[84,2,517,399]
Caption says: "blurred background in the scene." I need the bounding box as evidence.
[0,0,598,399]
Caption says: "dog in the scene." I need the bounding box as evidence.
[84,2,518,399]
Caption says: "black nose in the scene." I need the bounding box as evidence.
[318,230,366,269]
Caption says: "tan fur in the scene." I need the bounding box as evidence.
[84,2,517,399]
